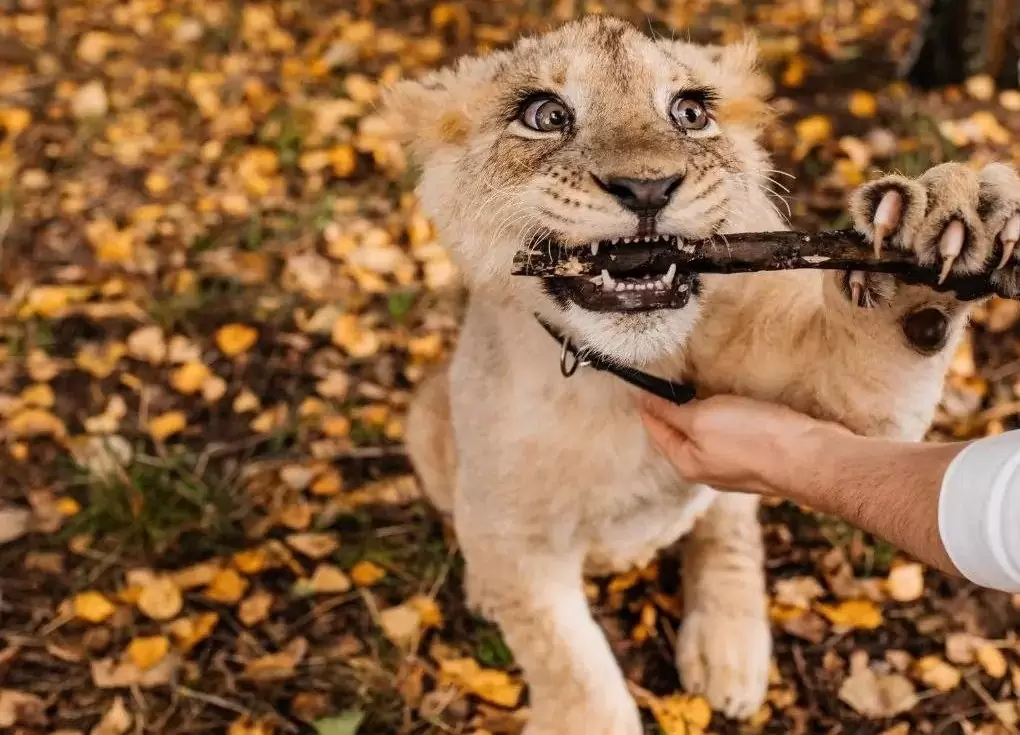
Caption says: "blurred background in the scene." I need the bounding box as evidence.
[1,1,1020,734]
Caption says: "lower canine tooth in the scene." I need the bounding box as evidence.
[601,269,614,288]
[615,283,626,292]
[663,263,677,286]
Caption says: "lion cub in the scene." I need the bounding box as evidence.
[383,16,1020,734]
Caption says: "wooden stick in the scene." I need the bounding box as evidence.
[511,229,1007,301]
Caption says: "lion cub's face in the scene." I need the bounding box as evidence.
[385,16,775,363]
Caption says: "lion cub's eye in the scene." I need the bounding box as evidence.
[520,96,571,132]
[670,95,710,132]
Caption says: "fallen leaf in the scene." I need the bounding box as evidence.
[350,560,385,587]
[379,604,422,647]
[849,90,877,118]
[75,342,126,378]
[945,632,983,664]
[73,591,117,623]
[20,383,54,408]
[205,568,249,604]
[126,326,166,364]
[216,324,259,357]
[147,411,187,441]
[170,561,223,590]
[773,576,825,609]
[438,657,523,708]
[238,590,274,627]
[126,636,169,670]
[839,656,917,718]
[647,693,713,734]
[170,362,212,394]
[91,653,180,689]
[314,711,365,735]
[285,532,340,559]
[307,564,352,594]
[137,577,183,621]
[91,696,132,735]
[816,600,883,630]
[228,717,276,735]
[234,390,261,413]
[167,612,219,653]
[976,644,1008,679]
[915,655,962,692]
[886,563,925,602]
[243,637,308,681]
[0,506,31,545]
[793,114,832,160]
[0,689,46,728]
[7,408,67,439]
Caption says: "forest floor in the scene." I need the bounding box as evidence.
[2,1,1020,733]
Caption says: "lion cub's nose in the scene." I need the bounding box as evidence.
[593,173,684,214]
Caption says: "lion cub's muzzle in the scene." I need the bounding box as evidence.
[538,233,700,312]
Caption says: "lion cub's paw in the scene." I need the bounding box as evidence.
[846,162,1020,303]
[676,609,771,720]
[524,694,642,735]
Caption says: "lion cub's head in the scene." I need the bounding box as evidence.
[384,16,779,363]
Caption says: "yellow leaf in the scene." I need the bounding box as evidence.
[438,657,523,707]
[75,342,127,378]
[170,362,212,394]
[815,600,883,630]
[849,90,877,118]
[233,547,269,575]
[167,612,219,653]
[147,411,187,441]
[344,74,378,104]
[646,693,712,735]
[92,695,132,735]
[228,716,276,735]
[793,114,832,160]
[234,389,261,414]
[408,333,443,361]
[216,324,259,357]
[915,655,961,692]
[350,560,385,587]
[137,577,183,621]
[18,285,92,318]
[19,383,54,408]
[285,532,339,559]
[782,55,807,87]
[976,644,1008,679]
[126,635,170,670]
[331,315,380,358]
[205,568,250,604]
[330,144,357,177]
[886,562,924,602]
[56,497,81,516]
[306,564,352,594]
[0,107,31,137]
[238,590,274,627]
[242,637,307,681]
[320,415,351,438]
[8,409,67,439]
[379,603,422,647]
[73,590,117,623]
[310,469,343,496]
[965,74,996,101]
[145,172,170,195]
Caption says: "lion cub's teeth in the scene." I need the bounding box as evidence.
[615,282,626,292]
[591,242,599,256]
[600,269,614,290]
[663,263,677,286]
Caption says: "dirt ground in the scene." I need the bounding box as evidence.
[2,1,1020,733]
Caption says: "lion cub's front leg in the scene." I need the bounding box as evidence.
[459,525,642,735]
[676,492,769,720]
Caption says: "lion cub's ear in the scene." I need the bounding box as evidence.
[380,54,499,160]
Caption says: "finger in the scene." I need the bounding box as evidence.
[638,392,698,432]
[639,411,693,471]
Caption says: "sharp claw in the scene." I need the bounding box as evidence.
[872,190,904,258]
[937,219,966,284]
[848,271,866,307]
[999,213,1020,269]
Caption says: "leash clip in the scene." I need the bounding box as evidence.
[559,338,588,377]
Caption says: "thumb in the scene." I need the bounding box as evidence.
[638,393,699,433]
[640,410,696,474]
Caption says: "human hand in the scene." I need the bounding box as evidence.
[638,393,846,496]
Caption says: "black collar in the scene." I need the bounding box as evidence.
[534,314,697,405]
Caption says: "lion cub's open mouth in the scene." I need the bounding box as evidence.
[537,233,699,312]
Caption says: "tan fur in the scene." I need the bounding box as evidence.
[384,16,1020,733]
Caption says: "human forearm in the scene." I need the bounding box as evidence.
[765,424,966,574]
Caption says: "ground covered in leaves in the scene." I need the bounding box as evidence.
[2,0,1020,733]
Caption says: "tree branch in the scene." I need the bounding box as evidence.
[511,229,1006,301]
